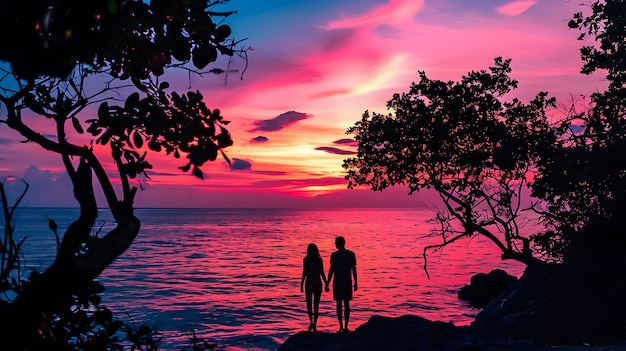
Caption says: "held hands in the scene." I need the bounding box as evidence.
[324,284,330,293]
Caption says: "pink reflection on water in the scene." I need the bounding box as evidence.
[91,208,527,350]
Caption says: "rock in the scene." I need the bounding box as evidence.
[473,261,626,345]
[278,315,468,351]
[458,269,517,308]
[279,260,626,351]
[277,313,624,351]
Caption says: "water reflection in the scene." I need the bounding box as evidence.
[12,208,526,350]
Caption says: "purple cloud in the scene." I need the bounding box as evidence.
[249,111,312,132]
[4,165,76,206]
[315,146,356,155]
[230,158,252,171]
[0,138,12,145]
[250,136,269,144]
[333,138,357,146]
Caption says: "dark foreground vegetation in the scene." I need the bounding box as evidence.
[0,0,244,349]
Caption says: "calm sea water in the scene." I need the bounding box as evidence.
[9,207,526,350]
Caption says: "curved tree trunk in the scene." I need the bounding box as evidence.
[0,160,140,349]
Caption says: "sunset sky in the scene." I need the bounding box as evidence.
[0,0,609,208]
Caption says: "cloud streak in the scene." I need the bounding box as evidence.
[333,138,357,146]
[323,0,425,30]
[250,136,269,144]
[249,111,313,132]
[315,146,355,155]
[496,1,537,16]
[230,158,252,171]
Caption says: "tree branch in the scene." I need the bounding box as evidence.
[422,230,469,279]
[5,106,121,211]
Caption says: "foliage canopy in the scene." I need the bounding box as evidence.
[0,0,244,348]
[344,0,626,268]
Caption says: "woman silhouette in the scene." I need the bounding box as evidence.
[300,243,328,333]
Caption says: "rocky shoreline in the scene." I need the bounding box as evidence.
[277,314,623,351]
[278,261,626,351]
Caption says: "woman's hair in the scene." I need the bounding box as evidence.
[306,243,320,258]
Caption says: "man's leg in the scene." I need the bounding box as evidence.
[336,300,343,332]
[344,300,351,331]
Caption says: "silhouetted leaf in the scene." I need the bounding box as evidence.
[132,131,143,149]
[71,117,84,134]
[99,131,111,145]
[221,150,231,165]
[215,25,232,42]
[148,139,161,152]
[217,127,232,148]
[192,45,218,69]
[98,102,110,121]
[192,166,204,179]
[125,92,140,110]
[568,19,579,29]
[131,77,148,92]
[169,33,192,62]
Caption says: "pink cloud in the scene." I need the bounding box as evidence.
[497,1,537,16]
[251,176,346,189]
[323,0,425,30]
[309,88,352,100]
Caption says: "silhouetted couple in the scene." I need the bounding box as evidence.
[300,236,358,333]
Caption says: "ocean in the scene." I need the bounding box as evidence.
[9,207,526,350]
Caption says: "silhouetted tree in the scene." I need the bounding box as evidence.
[0,0,245,348]
[533,0,626,261]
[344,1,626,270]
[343,58,556,272]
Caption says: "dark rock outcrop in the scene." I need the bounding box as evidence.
[472,260,626,346]
[458,269,517,308]
[278,315,467,351]
[278,314,623,351]
[279,259,626,351]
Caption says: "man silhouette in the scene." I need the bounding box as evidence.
[325,236,357,333]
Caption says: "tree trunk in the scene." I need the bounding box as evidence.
[0,160,140,349]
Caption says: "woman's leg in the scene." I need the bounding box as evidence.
[313,292,321,330]
[306,292,313,322]
[306,292,314,331]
